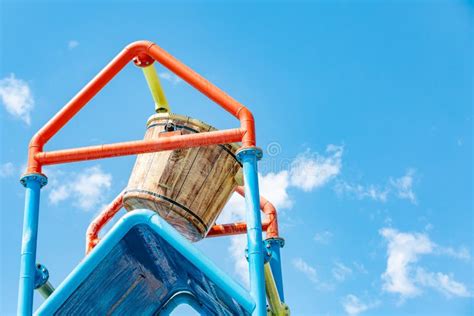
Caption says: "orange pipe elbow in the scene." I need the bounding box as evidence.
[86,192,123,254]
[235,186,279,238]
[87,185,280,252]
[27,40,255,174]
[207,186,280,239]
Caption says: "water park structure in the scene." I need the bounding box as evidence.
[18,40,289,316]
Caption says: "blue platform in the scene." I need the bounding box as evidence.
[35,210,255,315]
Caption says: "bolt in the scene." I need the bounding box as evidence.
[164,122,176,132]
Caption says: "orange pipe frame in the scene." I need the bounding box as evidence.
[85,192,124,254]
[207,186,279,238]
[26,40,256,174]
[85,186,280,254]
[24,39,275,254]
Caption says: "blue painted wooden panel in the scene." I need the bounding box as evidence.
[36,211,253,316]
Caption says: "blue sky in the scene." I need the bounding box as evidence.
[0,1,472,315]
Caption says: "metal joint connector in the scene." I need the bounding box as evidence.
[20,173,48,188]
[34,264,55,299]
[245,241,272,263]
[236,147,263,162]
[264,237,285,249]
[34,264,49,289]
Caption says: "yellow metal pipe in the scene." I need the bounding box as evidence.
[142,64,170,113]
[264,262,290,316]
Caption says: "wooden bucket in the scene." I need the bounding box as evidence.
[123,113,242,241]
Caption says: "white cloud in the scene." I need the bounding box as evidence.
[19,162,27,176]
[68,40,79,49]
[332,262,353,282]
[0,162,15,178]
[380,228,434,297]
[342,294,379,315]
[259,170,292,209]
[218,192,246,224]
[290,145,343,191]
[335,169,418,204]
[353,262,368,274]
[436,245,471,261]
[229,235,249,288]
[47,165,112,211]
[314,230,333,244]
[220,145,343,283]
[0,74,34,124]
[390,169,417,204]
[219,152,332,223]
[220,145,342,223]
[74,167,112,209]
[380,227,471,300]
[292,257,334,291]
[292,257,318,284]
[335,181,389,202]
[416,268,471,298]
[159,72,182,85]
[219,170,292,224]
[49,185,70,204]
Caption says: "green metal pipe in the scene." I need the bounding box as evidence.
[37,281,55,299]
[264,262,289,316]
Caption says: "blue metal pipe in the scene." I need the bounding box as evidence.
[237,147,266,316]
[18,174,47,316]
[265,238,285,302]
[159,291,205,315]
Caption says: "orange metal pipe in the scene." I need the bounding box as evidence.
[145,43,256,147]
[85,192,269,252]
[36,128,243,166]
[86,185,280,252]
[206,186,279,239]
[235,185,279,238]
[86,192,123,254]
[27,40,256,174]
[207,221,270,238]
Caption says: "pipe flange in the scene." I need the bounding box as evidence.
[34,263,49,289]
[236,147,263,162]
[265,237,285,249]
[133,53,154,67]
[20,173,48,188]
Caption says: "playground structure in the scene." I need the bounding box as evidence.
[18,40,288,315]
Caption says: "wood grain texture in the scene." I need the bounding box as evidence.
[123,113,242,241]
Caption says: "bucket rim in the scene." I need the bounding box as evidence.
[146,113,241,152]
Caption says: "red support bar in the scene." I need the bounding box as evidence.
[27,40,256,174]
